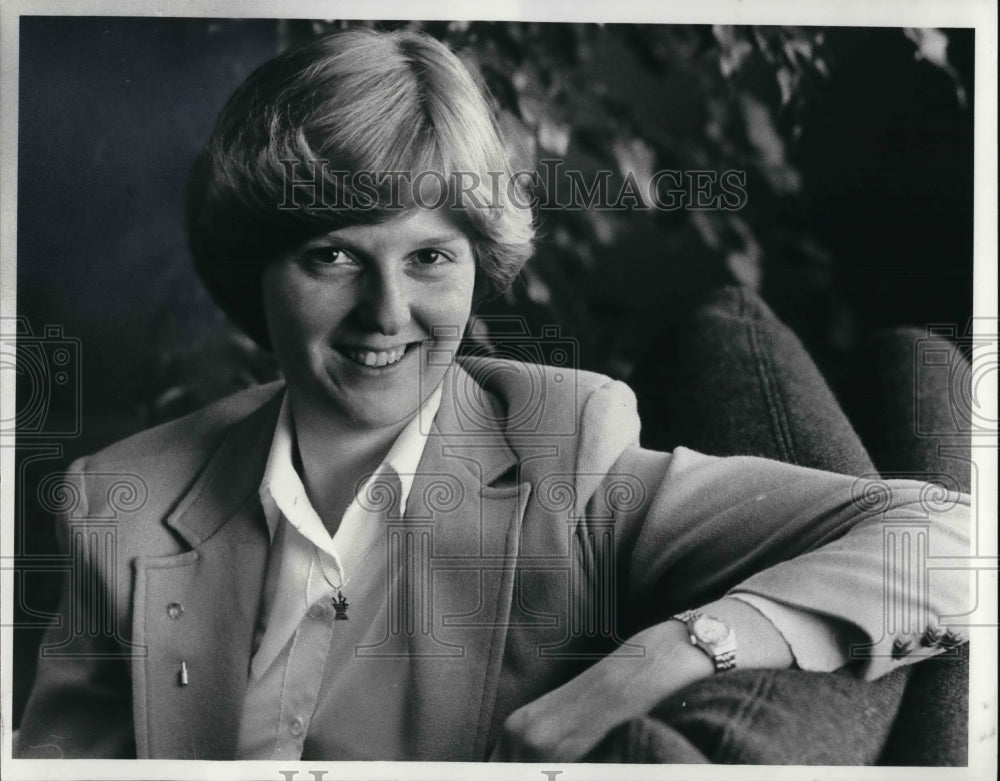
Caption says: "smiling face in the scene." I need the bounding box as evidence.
[261,208,477,430]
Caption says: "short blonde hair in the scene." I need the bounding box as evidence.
[187,28,535,348]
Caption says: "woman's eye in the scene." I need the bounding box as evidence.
[302,247,349,266]
[414,249,446,265]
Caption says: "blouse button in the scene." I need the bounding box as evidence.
[166,602,184,620]
[289,716,305,737]
[308,603,328,620]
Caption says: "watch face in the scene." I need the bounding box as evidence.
[692,615,730,644]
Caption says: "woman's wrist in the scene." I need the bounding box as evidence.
[618,620,719,707]
[692,597,795,670]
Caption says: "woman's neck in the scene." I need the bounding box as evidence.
[286,392,413,536]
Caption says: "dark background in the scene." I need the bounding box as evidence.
[11,18,974,724]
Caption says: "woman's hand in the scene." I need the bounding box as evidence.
[488,598,794,762]
[489,620,712,761]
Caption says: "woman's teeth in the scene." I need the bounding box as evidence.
[346,345,407,367]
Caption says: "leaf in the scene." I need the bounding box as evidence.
[713,25,754,78]
[521,266,552,305]
[537,119,571,156]
[611,137,655,206]
[740,94,801,194]
[776,67,795,107]
[904,27,949,69]
[724,214,762,290]
[904,28,967,108]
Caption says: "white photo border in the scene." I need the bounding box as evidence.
[1,2,996,780]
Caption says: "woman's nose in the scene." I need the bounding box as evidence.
[358,269,411,335]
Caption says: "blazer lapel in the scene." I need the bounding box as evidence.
[131,389,283,758]
[402,363,530,760]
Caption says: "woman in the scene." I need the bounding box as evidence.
[16,28,970,762]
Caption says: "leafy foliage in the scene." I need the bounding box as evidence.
[146,21,968,421]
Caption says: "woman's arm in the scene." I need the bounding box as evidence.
[622,447,970,678]
[491,445,971,761]
[15,457,137,759]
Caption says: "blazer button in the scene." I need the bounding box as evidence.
[921,626,945,648]
[167,602,184,620]
[289,716,305,737]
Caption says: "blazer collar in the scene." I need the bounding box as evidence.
[165,385,285,548]
[166,359,518,548]
[426,358,519,484]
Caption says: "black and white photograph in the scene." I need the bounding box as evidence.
[1,2,996,779]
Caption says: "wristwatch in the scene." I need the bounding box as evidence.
[673,610,737,672]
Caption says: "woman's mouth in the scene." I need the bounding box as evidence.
[339,343,412,368]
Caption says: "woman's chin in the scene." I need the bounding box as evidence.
[308,369,428,432]
[333,392,425,431]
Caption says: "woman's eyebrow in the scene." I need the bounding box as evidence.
[306,233,467,247]
[302,235,371,258]
[412,234,468,247]
[303,232,468,256]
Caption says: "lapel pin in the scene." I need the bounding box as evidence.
[179,661,189,686]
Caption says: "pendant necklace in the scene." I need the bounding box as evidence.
[332,590,350,620]
[321,533,384,621]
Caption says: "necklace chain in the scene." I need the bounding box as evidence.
[319,530,385,620]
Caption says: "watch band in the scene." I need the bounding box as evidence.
[673,609,737,672]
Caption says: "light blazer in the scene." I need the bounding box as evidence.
[16,357,970,760]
